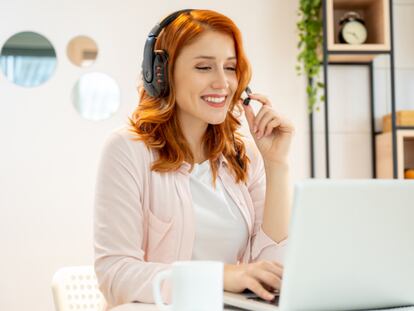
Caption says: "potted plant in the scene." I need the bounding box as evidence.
[296,0,324,112]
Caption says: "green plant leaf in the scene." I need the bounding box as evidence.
[296,0,323,113]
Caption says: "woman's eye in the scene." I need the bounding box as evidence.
[195,66,236,71]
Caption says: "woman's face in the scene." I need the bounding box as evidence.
[173,30,238,127]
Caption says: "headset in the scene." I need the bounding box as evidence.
[141,9,253,103]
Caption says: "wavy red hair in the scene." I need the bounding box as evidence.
[129,9,252,184]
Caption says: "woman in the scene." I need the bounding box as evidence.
[94,9,294,308]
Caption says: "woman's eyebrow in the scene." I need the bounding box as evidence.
[193,55,236,60]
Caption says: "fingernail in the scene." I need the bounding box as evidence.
[266,293,275,300]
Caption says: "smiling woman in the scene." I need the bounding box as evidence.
[129,9,252,183]
[94,9,294,308]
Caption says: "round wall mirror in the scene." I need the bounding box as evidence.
[72,72,120,121]
[67,35,98,67]
[0,31,57,87]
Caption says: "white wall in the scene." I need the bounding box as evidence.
[1,0,414,309]
[0,0,305,310]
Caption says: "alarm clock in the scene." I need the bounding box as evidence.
[338,11,368,45]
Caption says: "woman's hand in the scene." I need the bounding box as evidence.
[224,261,283,301]
[241,93,294,165]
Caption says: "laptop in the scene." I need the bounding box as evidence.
[224,180,414,311]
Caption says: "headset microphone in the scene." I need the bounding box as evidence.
[242,86,252,106]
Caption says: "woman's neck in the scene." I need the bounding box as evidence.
[177,110,208,164]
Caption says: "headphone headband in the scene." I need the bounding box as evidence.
[149,9,192,37]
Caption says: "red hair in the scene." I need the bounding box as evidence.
[129,9,252,184]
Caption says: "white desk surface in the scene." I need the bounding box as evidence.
[110,303,243,310]
[111,303,414,311]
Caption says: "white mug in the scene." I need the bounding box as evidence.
[152,260,223,311]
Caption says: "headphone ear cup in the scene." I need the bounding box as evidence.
[152,50,169,97]
[141,10,192,98]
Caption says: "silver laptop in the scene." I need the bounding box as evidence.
[224,180,414,311]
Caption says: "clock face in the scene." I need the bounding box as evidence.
[342,21,367,44]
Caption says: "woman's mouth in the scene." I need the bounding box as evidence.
[201,95,227,108]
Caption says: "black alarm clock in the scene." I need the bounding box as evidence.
[338,11,368,45]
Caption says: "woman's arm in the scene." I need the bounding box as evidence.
[262,161,291,243]
[94,131,171,307]
[222,95,294,301]
[241,93,294,244]
[222,146,288,302]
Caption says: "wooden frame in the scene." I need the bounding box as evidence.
[326,0,391,62]
[376,130,414,179]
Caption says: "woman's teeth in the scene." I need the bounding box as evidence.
[202,96,226,103]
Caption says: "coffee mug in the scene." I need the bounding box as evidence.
[152,260,223,311]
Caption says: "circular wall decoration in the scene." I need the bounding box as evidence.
[0,31,57,87]
[67,35,98,67]
[71,72,120,121]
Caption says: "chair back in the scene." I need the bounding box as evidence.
[51,266,106,311]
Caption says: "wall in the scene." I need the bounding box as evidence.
[0,0,305,310]
[1,0,414,309]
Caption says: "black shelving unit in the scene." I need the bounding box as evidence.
[309,0,399,179]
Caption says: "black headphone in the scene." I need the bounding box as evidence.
[142,9,193,98]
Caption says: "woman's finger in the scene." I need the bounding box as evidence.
[264,118,282,136]
[261,261,284,280]
[246,277,275,301]
[272,261,284,269]
[255,269,282,290]
[241,99,256,133]
[256,111,277,138]
[253,106,271,133]
[248,93,272,107]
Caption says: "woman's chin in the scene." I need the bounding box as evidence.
[205,115,227,125]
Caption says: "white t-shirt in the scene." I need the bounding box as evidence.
[190,160,249,263]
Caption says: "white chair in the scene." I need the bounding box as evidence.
[51,266,106,311]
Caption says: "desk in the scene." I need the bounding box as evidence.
[111,303,414,311]
[110,303,244,310]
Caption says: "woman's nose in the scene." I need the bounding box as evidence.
[211,69,229,89]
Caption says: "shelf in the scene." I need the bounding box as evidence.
[311,0,397,178]
[328,53,383,63]
[376,129,414,179]
[327,49,391,63]
[326,0,391,62]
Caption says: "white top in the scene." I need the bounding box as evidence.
[190,160,249,263]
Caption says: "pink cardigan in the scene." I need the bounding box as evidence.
[94,128,287,308]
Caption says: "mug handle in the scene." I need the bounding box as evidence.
[152,269,172,311]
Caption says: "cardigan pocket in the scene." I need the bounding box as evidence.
[146,209,175,261]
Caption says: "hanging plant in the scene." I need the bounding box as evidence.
[296,0,325,113]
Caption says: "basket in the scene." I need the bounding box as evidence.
[382,110,414,132]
